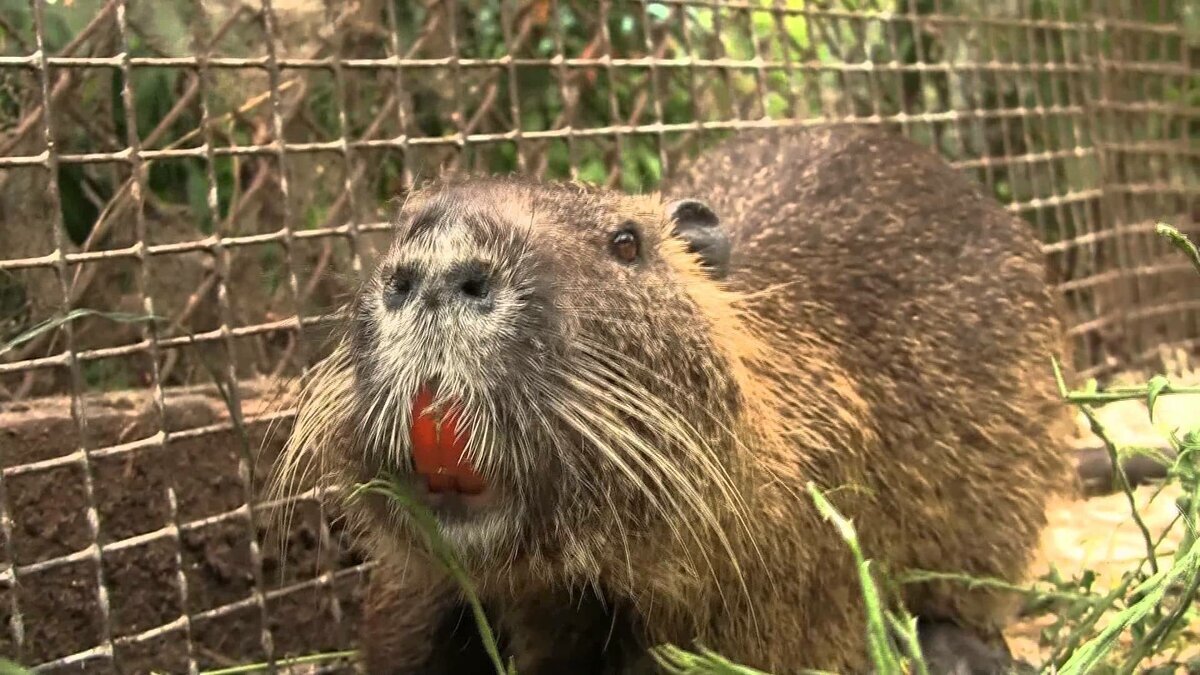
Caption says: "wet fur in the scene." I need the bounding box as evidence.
[271,126,1076,673]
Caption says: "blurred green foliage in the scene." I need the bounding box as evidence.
[1,0,1194,248]
[0,0,1196,385]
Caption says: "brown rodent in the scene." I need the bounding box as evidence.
[273,125,1077,674]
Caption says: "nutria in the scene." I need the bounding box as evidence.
[273,125,1076,674]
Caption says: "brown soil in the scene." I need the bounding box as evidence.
[0,381,366,674]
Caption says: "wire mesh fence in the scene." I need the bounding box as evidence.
[0,0,1195,671]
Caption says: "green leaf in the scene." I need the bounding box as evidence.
[0,659,32,675]
[186,166,213,233]
[1156,222,1200,275]
[1182,0,1200,47]
[579,158,607,186]
[646,3,671,22]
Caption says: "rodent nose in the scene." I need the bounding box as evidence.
[428,260,496,312]
[384,260,497,312]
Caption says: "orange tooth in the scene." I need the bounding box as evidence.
[409,384,486,493]
[410,386,441,477]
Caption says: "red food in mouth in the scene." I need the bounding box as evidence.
[409,385,486,495]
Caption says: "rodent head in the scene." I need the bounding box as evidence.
[284,176,758,577]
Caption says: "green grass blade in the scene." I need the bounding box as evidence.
[650,644,778,675]
[350,476,509,675]
[198,650,358,674]
[807,482,906,675]
[1,309,161,356]
[1058,538,1200,675]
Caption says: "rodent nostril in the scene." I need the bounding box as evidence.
[387,265,417,306]
[452,262,494,305]
[460,274,490,300]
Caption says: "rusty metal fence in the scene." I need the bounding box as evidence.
[0,0,1195,671]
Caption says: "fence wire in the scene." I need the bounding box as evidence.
[0,0,1195,671]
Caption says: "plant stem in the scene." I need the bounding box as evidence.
[1079,403,1160,575]
[1065,386,1200,405]
[199,650,358,675]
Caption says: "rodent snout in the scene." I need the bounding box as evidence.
[386,259,497,313]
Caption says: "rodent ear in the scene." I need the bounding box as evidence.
[667,198,731,280]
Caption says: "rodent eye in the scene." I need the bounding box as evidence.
[609,226,640,264]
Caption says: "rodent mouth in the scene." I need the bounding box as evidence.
[406,475,499,522]
[409,383,489,498]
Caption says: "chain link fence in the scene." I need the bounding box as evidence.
[0,0,1195,671]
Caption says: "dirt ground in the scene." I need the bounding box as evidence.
[0,382,367,673]
[1,362,1196,673]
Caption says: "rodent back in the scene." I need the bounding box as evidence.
[665,125,1074,613]
[665,125,1064,380]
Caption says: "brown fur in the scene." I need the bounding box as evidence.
[272,125,1077,673]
